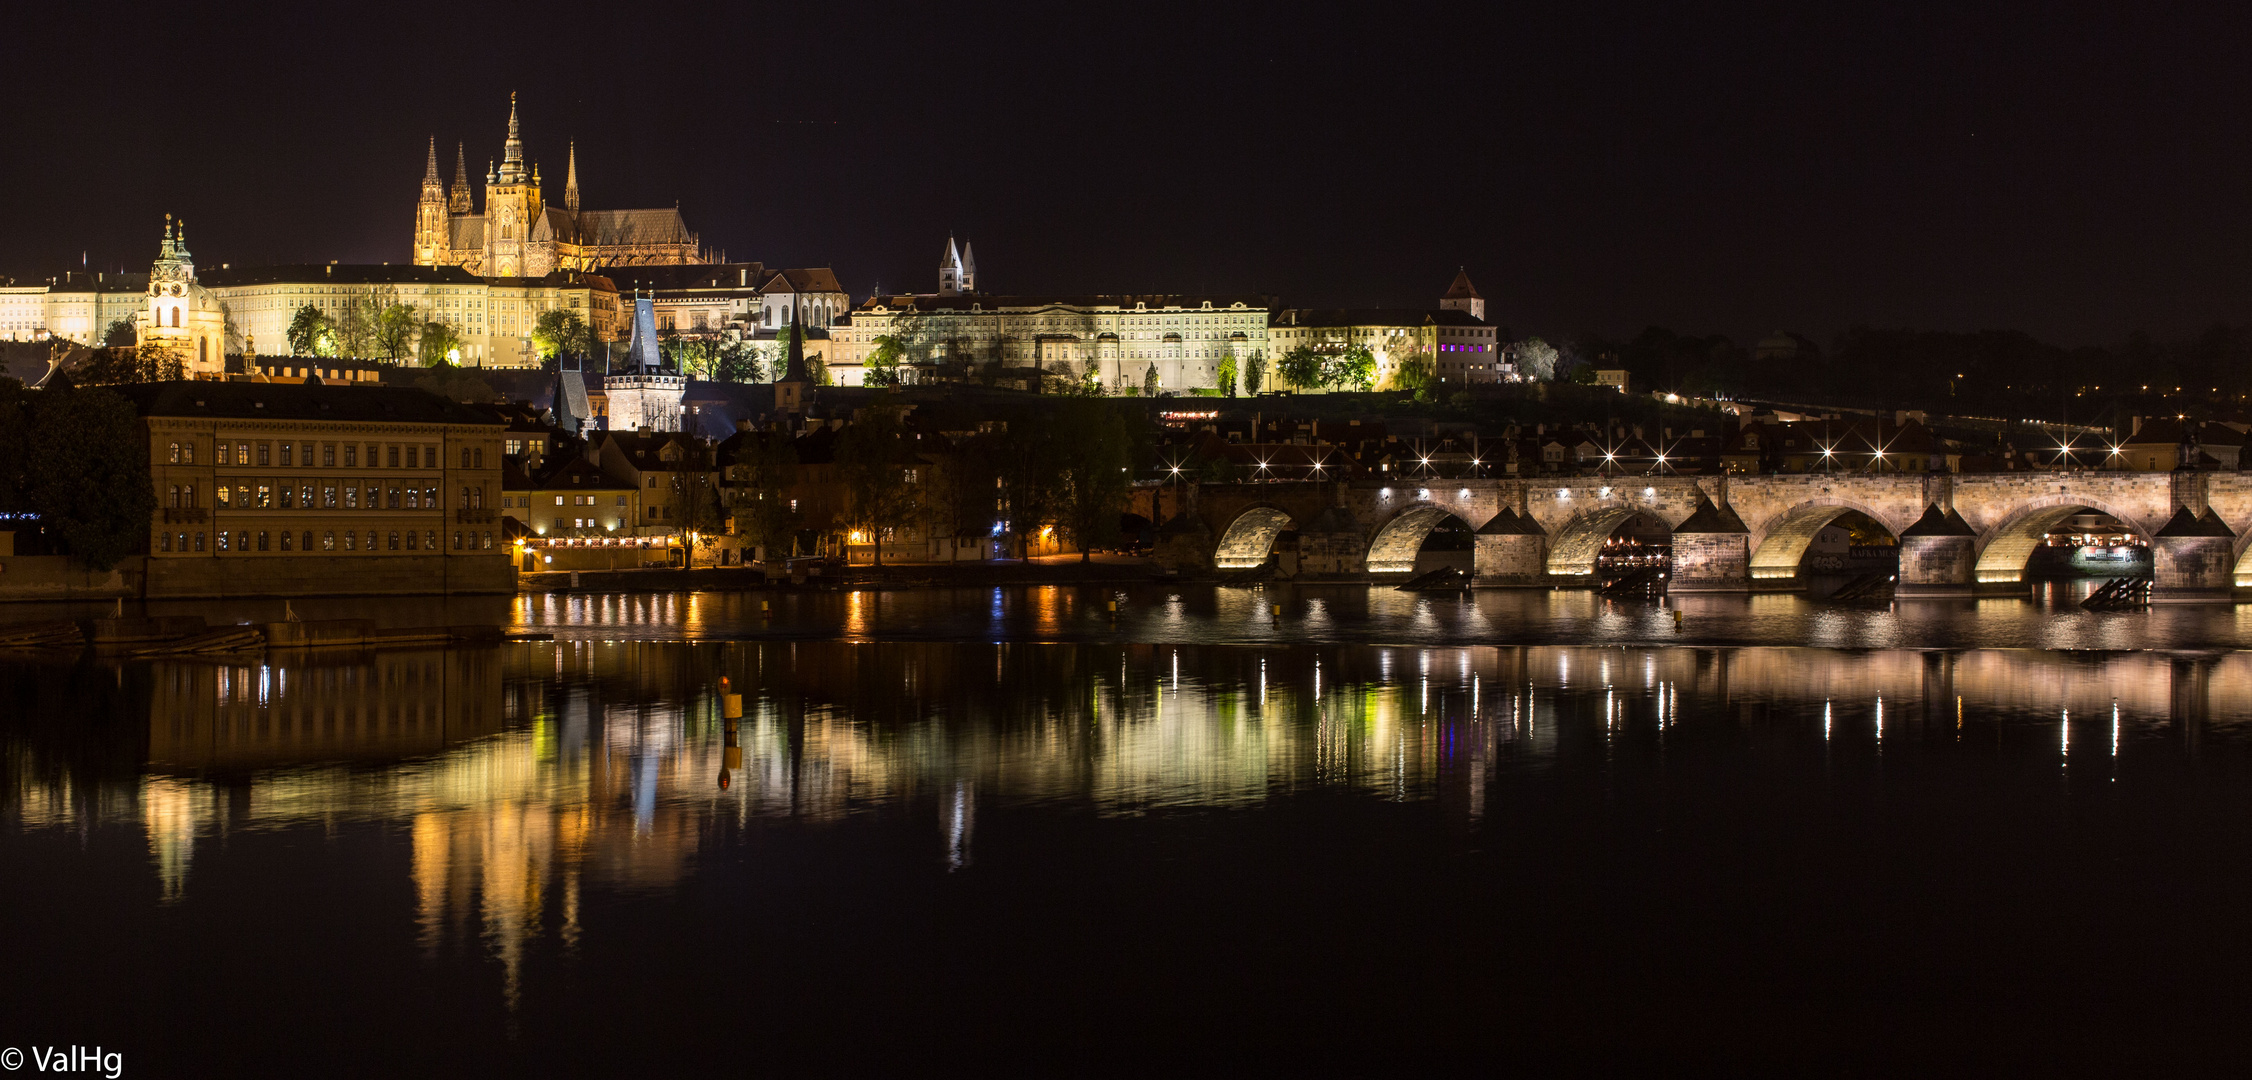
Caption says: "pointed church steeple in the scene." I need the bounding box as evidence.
[564,141,580,214]
[783,296,808,383]
[449,142,472,213]
[423,137,440,184]
[939,235,965,295]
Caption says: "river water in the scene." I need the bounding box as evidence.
[5,587,2252,1072]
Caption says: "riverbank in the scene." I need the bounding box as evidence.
[516,554,1165,593]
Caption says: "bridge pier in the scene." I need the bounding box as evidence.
[1896,503,1978,598]
[1472,508,1548,586]
[2152,507,2236,603]
[1669,497,1751,593]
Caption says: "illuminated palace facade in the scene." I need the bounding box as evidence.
[414,94,705,278]
[831,242,1274,389]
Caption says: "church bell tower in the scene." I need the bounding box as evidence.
[485,92,535,277]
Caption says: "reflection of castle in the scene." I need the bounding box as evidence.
[44,639,2246,1010]
[414,94,705,278]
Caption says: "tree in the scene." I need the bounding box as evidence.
[865,334,906,388]
[1049,399,1134,562]
[727,430,800,559]
[8,382,155,570]
[286,305,332,357]
[1143,362,1160,397]
[1216,352,1239,398]
[712,339,764,383]
[980,419,1058,561]
[1328,344,1376,391]
[1244,350,1265,395]
[833,397,922,568]
[1514,337,1559,382]
[677,462,725,570]
[417,321,464,367]
[532,308,591,363]
[100,319,136,348]
[372,301,420,360]
[1278,345,1326,390]
[809,350,831,386]
[1386,348,1435,399]
[76,342,182,385]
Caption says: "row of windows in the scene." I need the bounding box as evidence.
[180,442,486,470]
[518,494,629,507]
[206,482,485,510]
[159,530,497,553]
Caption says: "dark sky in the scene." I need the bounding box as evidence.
[4,1,2249,347]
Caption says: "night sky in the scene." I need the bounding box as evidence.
[4,1,2249,347]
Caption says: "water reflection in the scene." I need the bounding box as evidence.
[509,583,2252,651]
[4,641,2252,1015]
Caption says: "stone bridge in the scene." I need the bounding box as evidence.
[1153,470,2252,602]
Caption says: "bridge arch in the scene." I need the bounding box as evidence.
[2231,533,2252,589]
[1972,495,2154,584]
[1545,506,1650,577]
[1213,505,1294,570]
[1365,504,1466,573]
[1747,499,1905,582]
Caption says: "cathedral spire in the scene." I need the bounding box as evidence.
[564,140,580,214]
[423,136,439,182]
[450,142,472,213]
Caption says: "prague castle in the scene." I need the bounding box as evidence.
[413,94,705,278]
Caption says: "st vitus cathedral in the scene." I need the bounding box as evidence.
[413,94,706,278]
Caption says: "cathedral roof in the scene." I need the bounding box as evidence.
[530,205,578,244]
[573,208,694,247]
[448,215,485,251]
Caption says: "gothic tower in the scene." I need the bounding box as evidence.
[448,142,472,213]
[483,92,543,277]
[414,137,448,266]
[564,140,580,214]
